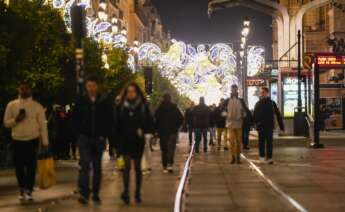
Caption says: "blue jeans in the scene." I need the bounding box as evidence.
[78,135,105,198]
[194,128,208,151]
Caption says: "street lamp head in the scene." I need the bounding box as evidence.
[240,50,244,58]
[241,37,246,44]
[133,40,140,46]
[98,10,107,21]
[121,29,127,36]
[111,17,118,24]
[243,17,250,27]
[241,27,250,37]
[99,2,107,10]
[240,43,245,49]
[112,25,118,33]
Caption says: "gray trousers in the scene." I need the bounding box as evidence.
[159,133,178,168]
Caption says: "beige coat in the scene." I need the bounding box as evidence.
[4,97,49,146]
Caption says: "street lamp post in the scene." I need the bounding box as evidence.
[240,17,250,103]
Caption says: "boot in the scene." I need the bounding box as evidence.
[231,156,236,164]
[135,191,142,203]
[121,192,130,205]
[237,156,241,164]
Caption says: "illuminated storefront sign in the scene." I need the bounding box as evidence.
[283,76,306,117]
[315,54,345,69]
[247,78,266,86]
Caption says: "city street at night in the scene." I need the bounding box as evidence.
[2,0,345,212]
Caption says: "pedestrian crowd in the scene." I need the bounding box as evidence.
[3,77,284,206]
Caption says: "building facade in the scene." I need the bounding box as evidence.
[97,0,170,47]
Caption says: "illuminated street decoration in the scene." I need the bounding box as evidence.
[62,0,74,32]
[94,21,112,34]
[137,41,239,104]
[247,46,265,76]
[53,0,65,8]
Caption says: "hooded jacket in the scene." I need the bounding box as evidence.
[155,101,183,135]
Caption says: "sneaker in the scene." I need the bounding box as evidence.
[142,170,151,176]
[25,191,34,201]
[259,157,266,163]
[231,156,236,164]
[92,195,101,204]
[167,166,173,173]
[18,189,25,201]
[78,195,89,205]
[203,148,208,153]
[163,169,169,174]
[267,159,274,165]
[236,156,241,164]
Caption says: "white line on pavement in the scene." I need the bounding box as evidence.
[241,154,308,212]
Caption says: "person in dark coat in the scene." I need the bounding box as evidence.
[253,87,284,164]
[184,102,195,146]
[72,75,113,204]
[209,104,217,146]
[242,108,254,150]
[215,98,228,150]
[155,94,183,173]
[193,97,211,153]
[114,82,155,205]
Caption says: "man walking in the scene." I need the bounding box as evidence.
[73,75,113,204]
[155,94,183,173]
[193,97,211,153]
[4,81,49,201]
[253,87,284,164]
[226,84,250,164]
[184,102,194,146]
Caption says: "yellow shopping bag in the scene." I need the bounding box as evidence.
[38,156,56,189]
[116,156,125,171]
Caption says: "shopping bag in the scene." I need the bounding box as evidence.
[116,156,125,171]
[38,152,56,189]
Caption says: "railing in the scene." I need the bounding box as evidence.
[173,142,195,212]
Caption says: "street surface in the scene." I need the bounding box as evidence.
[1,134,345,211]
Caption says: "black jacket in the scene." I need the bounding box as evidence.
[253,97,284,131]
[155,101,183,135]
[214,105,226,128]
[114,100,155,158]
[72,94,113,138]
[192,103,211,129]
[184,107,194,129]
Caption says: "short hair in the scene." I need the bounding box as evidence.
[261,86,269,93]
[18,81,32,88]
[231,84,238,89]
[85,75,98,84]
[163,93,171,102]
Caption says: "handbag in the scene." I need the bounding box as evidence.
[38,150,56,189]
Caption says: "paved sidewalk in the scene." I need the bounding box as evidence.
[185,148,294,212]
[0,136,190,212]
[186,143,345,212]
[245,145,345,212]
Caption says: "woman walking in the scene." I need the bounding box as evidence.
[115,82,155,205]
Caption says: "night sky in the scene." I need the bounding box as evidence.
[151,0,273,58]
